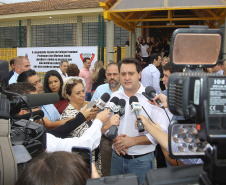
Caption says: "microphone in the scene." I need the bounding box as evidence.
[87,93,110,109]
[108,99,126,140]
[142,86,164,108]
[12,110,44,121]
[105,97,119,112]
[129,96,144,132]
[10,93,60,109]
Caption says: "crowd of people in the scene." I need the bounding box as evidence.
[5,37,225,185]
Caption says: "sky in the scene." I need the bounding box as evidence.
[0,0,40,4]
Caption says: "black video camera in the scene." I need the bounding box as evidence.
[0,60,46,185]
[166,26,226,184]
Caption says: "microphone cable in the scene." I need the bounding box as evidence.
[162,107,171,123]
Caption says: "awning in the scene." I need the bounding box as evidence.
[100,0,226,32]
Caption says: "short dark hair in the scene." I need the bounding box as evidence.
[83,58,90,63]
[105,62,118,72]
[10,58,15,66]
[15,151,90,185]
[150,53,160,64]
[43,70,64,99]
[67,64,80,76]
[5,82,36,100]
[118,57,142,73]
[217,59,223,66]
[60,60,68,66]
[17,69,37,83]
[163,62,183,74]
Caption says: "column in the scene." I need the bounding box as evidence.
[106,20,114,62]
[27,19,32,47]
[224,21,226,59]
[131,32,136,58]
[77,16,83,46]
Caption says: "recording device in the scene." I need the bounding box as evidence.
[108,99,126,140]
[72,146,92,176]
[142,86,164,108]
[9,93,59,115]
[86,174,139,185]
[87,93,110,109]
[164,26,226,185]
[0,60,61,185]
[129,96,144,132]
[12,110,44,121]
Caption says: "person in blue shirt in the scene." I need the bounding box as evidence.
[91,62,122,177]
[91,62,122,101]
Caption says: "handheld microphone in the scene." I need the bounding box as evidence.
[87,93,110,109]
[143,86,164,108]
[10,93,60,115]
[108,99,126,140]
[12,110,44,121]
[129,96,144,132]
[105,97,119,112]
[10,93,59,109]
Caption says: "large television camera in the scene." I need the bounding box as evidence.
[0,62,58,185]
[165,26,226,184]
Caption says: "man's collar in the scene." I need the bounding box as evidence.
[136,83,145,94]
[121,82,144,97]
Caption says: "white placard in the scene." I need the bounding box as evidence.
[17,46,98,72]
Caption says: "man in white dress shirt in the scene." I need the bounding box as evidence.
[58,60,68,81]
[141,53,161,94]
[9,56,31,84]
[110,58,170,184]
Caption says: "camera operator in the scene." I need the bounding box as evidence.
[5,82,112,153]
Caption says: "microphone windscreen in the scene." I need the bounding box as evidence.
[129,96,138,105]
[101,93,111,102]
[118,99,126,108]
[110,97,119,105]
[25,93,59,107]
[145,86,156,95]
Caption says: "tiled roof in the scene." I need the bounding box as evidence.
[0,0,106,15]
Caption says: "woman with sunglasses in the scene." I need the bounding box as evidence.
[43,70,68,114]
[61,77,99,137]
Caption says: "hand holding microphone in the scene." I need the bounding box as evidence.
[80,104,98,121]
[87,93,110,109]
[96,109,111,124]
[152,94,168,108]
[108,98,126,140]
[129,96,144,132]
[105,97,119,139]
[142,86,165,109]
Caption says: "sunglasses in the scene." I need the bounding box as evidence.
[67,79,77,85]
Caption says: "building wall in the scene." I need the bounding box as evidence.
[0,16,129,48]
